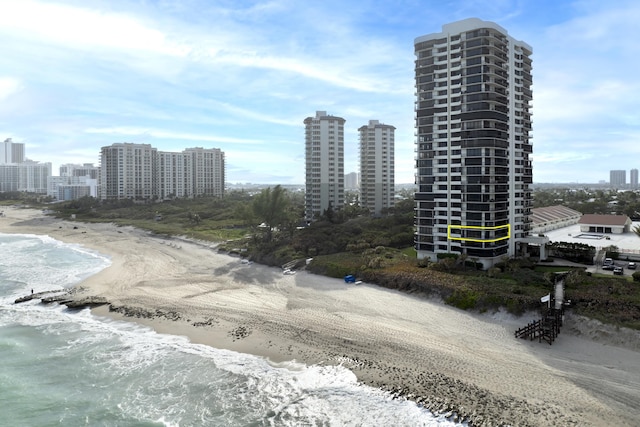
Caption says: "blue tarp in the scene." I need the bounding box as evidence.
[344,275,355,283]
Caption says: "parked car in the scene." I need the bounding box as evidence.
[628,262,637,270]
[613,266,624,275]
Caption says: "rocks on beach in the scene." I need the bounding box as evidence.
[14,289,108,309]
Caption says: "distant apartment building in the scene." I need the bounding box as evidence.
[630,168,638,188]
[48,175,98,200]
[184,147,225,198]
[0,138,50,194]
[344,172,359,190]
[60,163,100,180]
[0,138,25,164]
[610,170,626,187]
[0,164,19,192]
[304,111,345,221]
[414,18,534,268]
[158,151,191,199]
[45,163,102,200]
[100,143,157,200]
[358,120,395,216]
[12,161,51,193]
[100,143,225,201]
[58,185,93,200]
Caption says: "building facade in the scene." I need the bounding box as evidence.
[358,120,395,216]
[100,143,225,201]
[48,175,99,200]
[100,143,158,200]
[304,111,345,221]
[0,138,25,164]
[60,163,100,180]
[630,168,638,188]
[57,183,95,200]
[184,147,225,198]
[0,139,50,194]
[0,164,19,192]
[414,18,533,268]
[610,170,626,187]
[157,151,191,199]
[344,172,359,190]
[17,161,51,193]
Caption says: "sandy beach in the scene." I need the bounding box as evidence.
[2,206,639,426]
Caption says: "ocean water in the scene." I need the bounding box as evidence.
[0,233,458,427]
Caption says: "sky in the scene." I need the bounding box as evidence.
[1,0,639,185]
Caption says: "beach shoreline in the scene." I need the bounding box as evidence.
[2,206,640,426]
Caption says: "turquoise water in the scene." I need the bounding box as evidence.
[0,233,457,426]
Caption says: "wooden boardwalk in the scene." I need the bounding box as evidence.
[515,308,564,345]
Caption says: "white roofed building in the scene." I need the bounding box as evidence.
[531,205,582,234]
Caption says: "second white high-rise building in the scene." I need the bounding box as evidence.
[358,120,395,217]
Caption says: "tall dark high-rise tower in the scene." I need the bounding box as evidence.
[414,18,533,268]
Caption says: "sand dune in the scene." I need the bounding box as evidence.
[2,206,639,426]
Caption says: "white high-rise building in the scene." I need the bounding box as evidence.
[183,147,225,198]
[414,18,533,268]
[48,175,98,200]
[304,111,345,221]
[0,164,19,192]
[17,160,51,193]
[610,170,626,187]
[100,143,158,200]
[0,139,48,194]
[344,172,359,190]
[0,138,25,164]
[358,120,395,217]
[100,143,225,201]
[60,163,100,180]
[630,169,638,189]
[158,151,191,199]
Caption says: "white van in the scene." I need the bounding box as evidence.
[603,258,614,270]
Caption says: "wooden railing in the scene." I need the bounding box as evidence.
[515,308,563,345]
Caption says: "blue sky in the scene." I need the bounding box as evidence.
[1,0,639,185]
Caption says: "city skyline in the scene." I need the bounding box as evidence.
[2,0,640,184]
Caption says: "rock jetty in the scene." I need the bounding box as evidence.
[14,290,108,309]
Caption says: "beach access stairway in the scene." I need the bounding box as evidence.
[514,308,564,345]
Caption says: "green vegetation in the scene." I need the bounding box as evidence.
[547,241,595,263]
[0,191,53,206]
[8,188,640,331]
[51,192,256,241]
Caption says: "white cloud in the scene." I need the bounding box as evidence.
[0,0,187,56]
[0,77,22,100]
[84,126,261,145]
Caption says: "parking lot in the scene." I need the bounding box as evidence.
[543,222,640,277]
